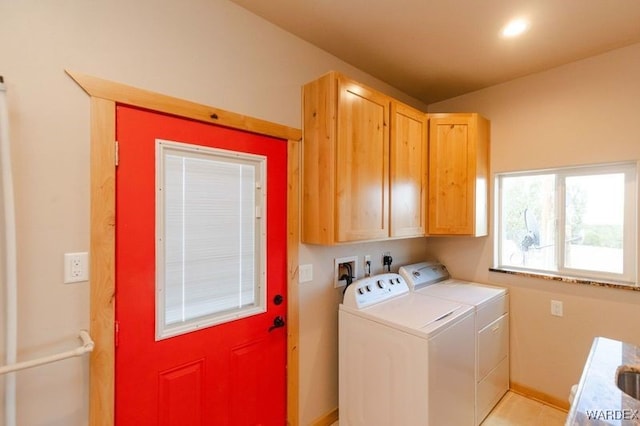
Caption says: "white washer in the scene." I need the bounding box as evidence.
[339,272,475,426]
[399,261,510,425]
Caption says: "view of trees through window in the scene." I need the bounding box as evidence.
[564,174,624,273]
[500,174,557,271]
[497,163,635,282]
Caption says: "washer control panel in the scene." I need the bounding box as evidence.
[342,273,409,309]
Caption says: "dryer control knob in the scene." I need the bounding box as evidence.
[377,280,386,289]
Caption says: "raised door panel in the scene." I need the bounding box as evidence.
[428,115,476,235]
[390,102,427,237]
[336,76,390,242]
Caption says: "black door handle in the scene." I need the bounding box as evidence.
[269,316,286,332]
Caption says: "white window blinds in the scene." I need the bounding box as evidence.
[156,140,266,340]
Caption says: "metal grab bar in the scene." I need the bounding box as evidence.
[0,330,94,376]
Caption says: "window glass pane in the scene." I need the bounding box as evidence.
[157,141,266,340]
[500,174,556,270]
[564,173,624,274]
[496,162,636,285]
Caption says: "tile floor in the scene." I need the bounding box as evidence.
[330,391,567,425]
[481,391,567,425]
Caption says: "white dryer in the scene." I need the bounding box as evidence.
[339,273,475,426]
[399,261,509,425]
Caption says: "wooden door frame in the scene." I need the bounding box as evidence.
[66,71,301,426]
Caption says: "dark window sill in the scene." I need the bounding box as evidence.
[489,267,640,292]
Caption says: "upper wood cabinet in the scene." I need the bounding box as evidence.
[302,72,427,244]
[335,74,390,242]
[390,102,428,238]
[427,113,490,236]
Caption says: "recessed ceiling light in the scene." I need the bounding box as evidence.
[502,18,529,38]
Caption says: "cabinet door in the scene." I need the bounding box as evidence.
[336,76,390,242]
[302,73,337,245]
[428,114,483,235]
[390,102,427,237]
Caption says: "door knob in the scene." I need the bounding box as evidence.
[273,294,284,305]
[269,316,286,332]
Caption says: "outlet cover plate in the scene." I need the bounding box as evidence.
[64,252,89,284]
[299,264,313,283]
[551,300,563,317]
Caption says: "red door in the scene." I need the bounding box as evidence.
[114,105,288,425]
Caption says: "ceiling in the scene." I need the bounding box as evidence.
[229,0,640,104]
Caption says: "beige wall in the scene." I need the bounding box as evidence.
[3,0,639,423]
[428,42,640,406]
[0,1,428,425]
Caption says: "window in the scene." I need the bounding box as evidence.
[156,140,267,340]
[495,162,637,285]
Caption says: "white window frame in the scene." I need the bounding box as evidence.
[495,161,638,285]
[155,139,267,340]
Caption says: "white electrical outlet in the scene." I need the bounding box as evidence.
[364,255,371,277]
[64,252,89,284]
[551,300,563,317]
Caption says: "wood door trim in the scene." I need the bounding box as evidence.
[67,70,302,143]
[67,71,301,426]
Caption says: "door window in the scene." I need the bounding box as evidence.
[156,140,267,340]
